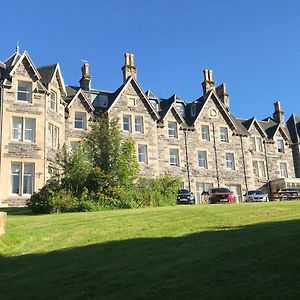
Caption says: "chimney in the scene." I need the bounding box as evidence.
[201,69,215,94]
[79,62,92,90]
[122,53,137,82]
[216,83,230,110]
[273,101,284,124]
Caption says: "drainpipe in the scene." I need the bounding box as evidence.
[240,135,248,192]
[212,122,220,187]
[184,129,191,191]
[263,140,272,199]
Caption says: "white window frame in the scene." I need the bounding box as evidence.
[169,148,179,166]
[226,153,235,170]
[50,91,57,111]
[279,162,288,178]
[277,139,285,153]
[168,122,178,138]
[12,117,35,142]
[135,116,144,133]
[11,162,35,195]
[256,137,263,152]
[250,137,256,151]
[17,81,32,102]
[220,127,229,142]
[75,112,86,130]
[198,151,208,168]
[253,160,259,176]
[49,123,59,148]
[138,144,148,164]
[123,115,132,132]
[201,125,210,141]
[258,160,266,177]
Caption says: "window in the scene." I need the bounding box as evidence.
[12,117,35,142]
[11,162,34,195]
[50,91,57,111]
[220,127,229,142]
[75,112,86,129]
[128,97,136,106]
[138,144,148,163]
[198,151,208,168]
[253,161,259,176]
[123,115,132,132]
[150,100,159,111]
[279,162,288,178]
[48,124,59,148]
[135,116,144,133]
[258,161,266,177]
[169,149,179,166]
[277,139,285,153]
[226,153,235,170]
[191,103,196,117]
[201,125,210,141]
[17,81,32,102]
[256,137,263,152]
[175,103,185,117]
[249,137,256,151]
[168,122,178,137]
[70,141,80,151]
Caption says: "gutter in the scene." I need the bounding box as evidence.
[240,136,248,192]
[212,122,220,187]
[183,129,191,191]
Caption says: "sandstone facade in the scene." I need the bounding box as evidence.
[0,48,300,206]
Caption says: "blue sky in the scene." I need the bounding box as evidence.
[2,0,300,120]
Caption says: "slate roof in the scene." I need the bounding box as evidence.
[287,114,300,143]
[38,64,57,86]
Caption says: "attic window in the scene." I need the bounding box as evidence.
[17,81,32,102]
[50,91,57,111]
[277,139,285,153]
[128,97,136,106]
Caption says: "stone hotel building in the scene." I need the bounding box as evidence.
[1,48,300,206]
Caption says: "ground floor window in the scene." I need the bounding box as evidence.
[11,162,35,195]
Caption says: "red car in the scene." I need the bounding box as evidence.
[209,188,236,204]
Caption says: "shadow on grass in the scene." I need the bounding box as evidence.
[0,207,32,215]
[1,219,300,300]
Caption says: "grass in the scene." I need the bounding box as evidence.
[1,202,300,299]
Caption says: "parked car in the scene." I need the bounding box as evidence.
[177,189,195,205]
[245,190,269,202]
[209,187,236,204]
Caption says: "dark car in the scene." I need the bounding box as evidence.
[177,189,195,205]
[209,187,236,204]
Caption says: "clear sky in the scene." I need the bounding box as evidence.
[2,0,300,120]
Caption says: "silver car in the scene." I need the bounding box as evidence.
[245,190,269,202]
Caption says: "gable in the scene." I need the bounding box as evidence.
[249,120,267,138]
[195,92,236,132]
[107,77,159,121]
[9,51,41,81]
[67,90,94,113]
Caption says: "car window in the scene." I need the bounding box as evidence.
[255,191,264,195]
[178,189,190,193]
[247,191,256,195]
[211,188,230,193]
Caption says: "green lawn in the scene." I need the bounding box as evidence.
[1,202,300,300]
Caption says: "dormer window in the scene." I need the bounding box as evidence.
[175,103,185,117]
[150,100,159,111]
[128,97,136,106]
[50,91,57,111]
[191,103,196,117]
[17,81,32,102]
